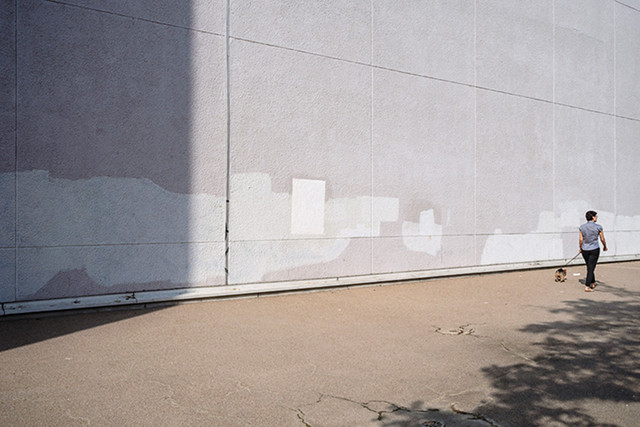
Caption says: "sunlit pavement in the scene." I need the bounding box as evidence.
[1,261,639,426]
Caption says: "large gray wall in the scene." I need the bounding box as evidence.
[2,0,640,314]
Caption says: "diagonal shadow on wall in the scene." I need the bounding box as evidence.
[1,0,230,341]
[2,0,228,320]
[474,282,640,426]
[12,0,195,302]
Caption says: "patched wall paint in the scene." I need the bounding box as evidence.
[481,211,563,265]
[1,0,640,311]
[402,210,443,256]
[228,173,399,283]
[11,170,226,300]
[16,170,225,246]
[291,179,326,235]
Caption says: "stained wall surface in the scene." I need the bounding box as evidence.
[1,0,640,309]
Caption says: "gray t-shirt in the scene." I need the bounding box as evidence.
[579,222,603,251]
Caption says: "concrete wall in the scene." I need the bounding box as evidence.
[2,0,640,314]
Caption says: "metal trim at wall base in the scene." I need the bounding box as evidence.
[2,254,639,316]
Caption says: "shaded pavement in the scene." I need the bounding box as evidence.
[1,261,639,426]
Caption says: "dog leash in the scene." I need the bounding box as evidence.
[560,252,581,269]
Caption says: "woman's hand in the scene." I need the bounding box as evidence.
[600,231,607,252]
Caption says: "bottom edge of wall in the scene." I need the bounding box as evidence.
[2,254,639,317]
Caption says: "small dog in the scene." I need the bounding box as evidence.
[554,268,567,282]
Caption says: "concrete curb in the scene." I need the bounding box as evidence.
[3,254,638,316]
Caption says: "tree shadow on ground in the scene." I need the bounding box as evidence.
[378,281,640,427]
[474,281,640,426]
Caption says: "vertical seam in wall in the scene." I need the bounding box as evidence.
[473,0,478,265]
[613,1,617,240]
[13,0,18,301]
[224,0,231,285]
[552,0,556,221]
[369,0,373,275]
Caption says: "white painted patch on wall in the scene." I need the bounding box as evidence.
[402,209,443,255]
[481,210,563,265]
[557,201,634,255]
[372,197,400,235]
[13,170,226,297]
[325,196,371,237]
[13,169,639,300]
[229,173,291,241]
[229,238,351,284]
[17,243,225,298]
[229,173,400,283]
[291,178,326,235]
[479,201,638,265]
[559,200,592,228]
[17,170,225,246]
[325,196,398,237]
[481,229,563,265]
[615,214,640,230]
[231,173,400,241]
[615,214,640,255]
[559,200,615,230]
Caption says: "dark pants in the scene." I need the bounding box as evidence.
[581,248,600,287]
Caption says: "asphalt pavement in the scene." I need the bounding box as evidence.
[1,261,639,426]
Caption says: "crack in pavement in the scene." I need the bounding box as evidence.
[65,410,91,425]
[326,394,436,421]
[296,408,312,427]
[499,341,537,364]
[293,394,438,424]
[147,380,210,416]
[434,324,477,336]
[294,393,500,426]
[150,380,181,409]
[432,322,543,367]
[451,403,501,427]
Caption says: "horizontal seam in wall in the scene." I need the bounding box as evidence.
[44,0,224,37]
[616,114,640,123]
[615,0,640,13]
[231,37,639,122]
[12,228,636,249]
[14,241,226,249]
[37,1,639,124]
[230,35,371,66]
[229,236,371,243]
[231,36,475,87]
[553,101,640,122]
[471,231,614,237]
[228,231,617,243]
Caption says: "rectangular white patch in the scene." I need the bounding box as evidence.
[291,179,325,235]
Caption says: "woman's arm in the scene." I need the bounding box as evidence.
[579,230,584,253]
[599,230,608,251]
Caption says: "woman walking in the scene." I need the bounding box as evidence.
[579,210,607,292]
